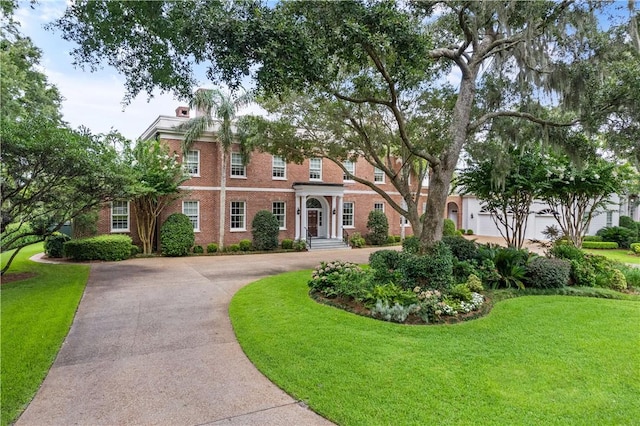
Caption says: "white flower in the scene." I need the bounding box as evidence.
[594,174,600,179]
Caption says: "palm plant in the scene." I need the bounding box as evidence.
[179,88,253,249]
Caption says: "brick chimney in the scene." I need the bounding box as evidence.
[175,106,190,118]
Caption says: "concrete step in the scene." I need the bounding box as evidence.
[308,238,350,251]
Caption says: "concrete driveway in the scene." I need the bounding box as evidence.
[17,248,380,425]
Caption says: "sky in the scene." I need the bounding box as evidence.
[14,1,261,141]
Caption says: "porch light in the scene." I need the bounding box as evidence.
[297,208,301,215]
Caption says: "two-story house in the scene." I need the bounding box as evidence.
[98,106,463,250]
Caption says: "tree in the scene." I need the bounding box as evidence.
[538,136,633,248]
[178,88,252,250]
[1,121,128,274]
[53,1,638,249]
[124,138,187,255]
[458,142,546,249]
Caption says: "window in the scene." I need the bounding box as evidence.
[272,201,286,229]
[111,201,129,232]
[343,160,355,181]
[231,201,246,230]
[272,156,286,179]
[422,172,429,187]
[343,202,354,227]
[231,152,246,177]
[374,167,385,183]
[184,150,200,176]
[374,202,384,212]
[309,158,322,180]
[182,201,200,231]
[606,211,613,227]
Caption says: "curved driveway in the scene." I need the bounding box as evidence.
[17,248,379,425]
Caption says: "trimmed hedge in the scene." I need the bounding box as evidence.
[64,235,133,261]
[207,243,219,253]
[525,256,571,289]
[251,210,279,251]
[582,241,619,249]
[583,235,603,242]
[160,213,195,257]
[366,210,389,245]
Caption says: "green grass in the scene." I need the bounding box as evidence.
[230,271,640,425]
[584,248,640,264]
[1,244,89,426]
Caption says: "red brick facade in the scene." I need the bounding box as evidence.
[99,112,462,249]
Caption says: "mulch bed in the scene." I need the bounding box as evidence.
[2,272,38,285]
[310,291,493,325]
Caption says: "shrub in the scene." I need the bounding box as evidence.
[226,244,241,252]
[465,274,484,292]
[443,218,456,236]
[293,240,307,251]
[607,269,627,291]
[309,261,365,296]
[394,235,402,243]
[130,245,140,257]
[492,247,530,289]
[207,243,219,253]
[160,213,195,257]
[369,250,402,285]
[570,259,596,287]
[370,300,419,323]
[618,265,640,288]
[449,283,472,302]
[349,232,365,248]
[64,235,132,261]
[631,243,640,255]
[192,245,204,254]
[583,235,603,242]
[525,256,571,289]
[402,236,420,254]
[581,241,619,249]
[251,210,279,251]
[548,244,585,262]
[281,239,294,250]
[399,241,454,292]
[442,235,478,261]
[386,235,396,245]
[452,259,476,284]
[466,229,474,235]
[364,283,419,307]
[366,210,389,245]
[619,216,638,236]
[596,226,635,249]
[44,232,71,258]
[239,239,252,251]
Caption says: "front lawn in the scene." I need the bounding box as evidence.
[1,244,89,426]
[583,248,640,264]
[230,270,640,425]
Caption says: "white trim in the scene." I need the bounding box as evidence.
[342,201,355,228]
[179,186,295,193]
[182,200,200,232]
[184,149,200,177]
[374,167,385,183]
[344,189,402,196]
[374,202,385,213]
[309,158,322,181]
[272,155,287,180]
[230,152,246,177]
[343,160,355,182]
[272,201,287,230]
[110,200,130,232]
[230,200,246,231]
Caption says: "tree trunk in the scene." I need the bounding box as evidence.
[420,72,477,250]
[218,145,227,250]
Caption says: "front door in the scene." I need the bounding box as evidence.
[308,210,318,237]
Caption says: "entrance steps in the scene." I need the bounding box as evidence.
[308,238,350,251]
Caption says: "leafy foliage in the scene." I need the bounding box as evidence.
[44,232,71,258]
[207,243,218,253]
[441,235,478,262]
[442,218,456,237]
[399,242,454,292]
[366,210,389,246]
[596,226,636,249]
[369,249,402,285]
[251,210,279,251]
[160,213,194,257]
[525,257,571,289]
[63,235,133,261]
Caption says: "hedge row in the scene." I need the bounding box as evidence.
[64,235,133,261]
[582,241,619,249]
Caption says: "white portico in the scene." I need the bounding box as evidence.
[293,183,345,240]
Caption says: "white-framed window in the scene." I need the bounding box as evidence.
[184,150,200,176]
[343,202,354,228]
[374,202,384,213]
[272,201,286,230]
[343,160,355,181]
[421,171,429,187]
[272,156,286,179]
[309,158,322,180]
[111,201,130,232]
[230,152,246,177]
[423,202,427,214]
[182,201,200,231]
[374,167,385,183]
[606,211,613,227]
[230,201,246,231]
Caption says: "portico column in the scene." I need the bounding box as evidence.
[337,196,344,239]
[301,195,307,238]
[295,195,301,240]
[331,196,337,238]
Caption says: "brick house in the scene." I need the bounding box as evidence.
[98,106,462,250]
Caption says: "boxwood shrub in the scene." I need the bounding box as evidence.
[64,235,133,261]
[366,210,389,245]
[581,241,619,249]
[399,241,454,292]
[442,235,478,261]
[192,245,204,254]
[207,243,219,253]
[251,210,279,251]
[281,239,294,250]
[44,232,71,258]
[631,242,640,255]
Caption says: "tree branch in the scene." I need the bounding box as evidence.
[468,110,578,132]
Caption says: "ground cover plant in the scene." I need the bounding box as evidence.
[1,243,89,426]
[230,271,640,425]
